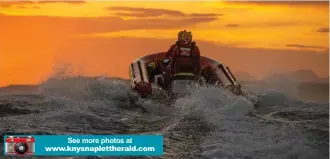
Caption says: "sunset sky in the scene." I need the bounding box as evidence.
[0,1,329,86]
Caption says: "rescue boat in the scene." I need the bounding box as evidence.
[128,52,244,99]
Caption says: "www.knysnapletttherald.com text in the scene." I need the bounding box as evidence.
[45,145,156,153]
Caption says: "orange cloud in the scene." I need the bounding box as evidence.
[316,28,329,33]
[286,44,327,50]
[227,1,329,6]
[0,0,85,9]
[37,1,85,5]
[0,3,11,8]
[106,6,222,19]
[225,24,240,28]
[0,0,85,5]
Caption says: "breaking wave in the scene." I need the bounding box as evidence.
[0,76,328,159]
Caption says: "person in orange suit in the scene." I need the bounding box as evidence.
[165,30,201,79]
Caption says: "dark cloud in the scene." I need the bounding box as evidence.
[227,1,329,6]
[316,28,329,33]
[190,13,223,17]
[0,14,217,36]
[37,1,85,5]
[0,1,66,9]
[107,6,185,17]
[0,3,12,8]
[0,1,35,5]
[106,6,222,19]
[230,20,323,28]
[225,21,306,28]
[225,24,240,28]
[0,4,39,9]
[0,1,85,6]
[286,44,327,49]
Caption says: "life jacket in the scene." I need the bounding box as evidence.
[171,41,198,74]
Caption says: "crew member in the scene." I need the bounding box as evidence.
[165,30,201,79]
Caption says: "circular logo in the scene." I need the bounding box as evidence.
[14,142,29,155]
